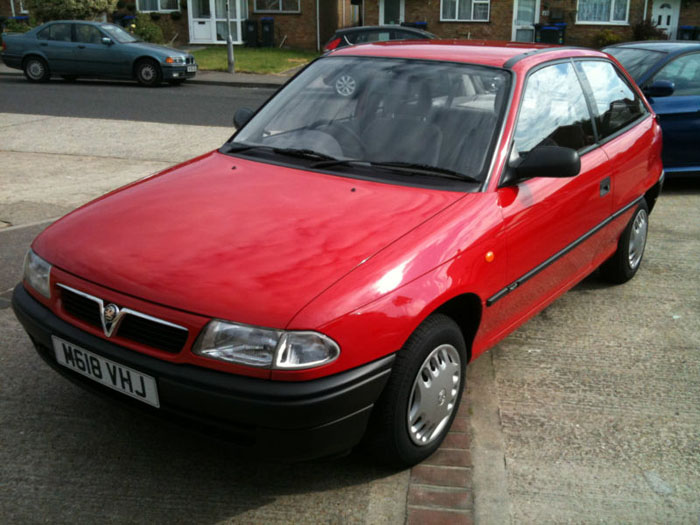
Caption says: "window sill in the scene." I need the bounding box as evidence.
[253,11,302,14]
[575,21,629,26]
[439,19,490,23]
[139,9,182,14]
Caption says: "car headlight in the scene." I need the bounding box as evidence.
[165,56,186,64]
[193,320,340,370]
[23,249,52,298]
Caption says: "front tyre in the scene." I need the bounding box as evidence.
[600,199,649,284]
[135,59,162,87]
[24,57,50,83]
[366,314,467,468]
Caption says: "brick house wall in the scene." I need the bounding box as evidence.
[0,0,12,18]
[246,0,319,49]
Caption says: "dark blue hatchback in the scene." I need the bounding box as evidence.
[604,41,700,177]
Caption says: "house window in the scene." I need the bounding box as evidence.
[254,0,301,13]
[577,0,629,24]
[137,0,180,12]
[441,0,490,22]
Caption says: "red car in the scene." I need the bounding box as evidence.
[13,41,663,467]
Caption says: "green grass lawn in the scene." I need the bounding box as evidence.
[191,47,319,74]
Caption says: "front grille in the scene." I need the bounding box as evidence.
[119,315,188,354]
[59,286,188,354]
[186,56,194,64]
[61,288,101,327]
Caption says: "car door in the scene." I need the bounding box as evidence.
[73,24,118,77]
[37,23,77,74]
[491,60,613,331]
[646,52,700,174]
[577,60,655,211]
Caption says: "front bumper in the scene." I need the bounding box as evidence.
[12,284,393,461]
[162,64,197,80]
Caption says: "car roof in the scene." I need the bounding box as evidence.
[607,40,700,53]
[330,40,608,69]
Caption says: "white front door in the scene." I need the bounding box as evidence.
[379,0,404,25]
[512,0,541,42]
[652,0,680,40]
[188,0,245,44]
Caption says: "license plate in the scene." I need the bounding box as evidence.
[52,336,160,408]
[187,65,197,73]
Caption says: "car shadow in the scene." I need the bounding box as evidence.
[2,336,404,523]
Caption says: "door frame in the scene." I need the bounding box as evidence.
[188,0,245,44]
[652,0,681,40]
[511,0,541,42]
[378,0,405,25]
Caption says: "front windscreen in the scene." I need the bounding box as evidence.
[231,56,510,183]
[101,24,139,43]
[604,47,666,81]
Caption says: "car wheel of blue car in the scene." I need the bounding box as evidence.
[23,57,50,83]
[136,59,162,87]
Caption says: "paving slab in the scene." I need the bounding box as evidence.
[472,182,700,523]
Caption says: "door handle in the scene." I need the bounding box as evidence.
[600,177,611,197]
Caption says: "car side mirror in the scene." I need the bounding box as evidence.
[643,80,674,98]
[233,107,255,129]
[504,146,581,185]
[102,37,113,46]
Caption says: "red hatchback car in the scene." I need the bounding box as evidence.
[13,41,663,467]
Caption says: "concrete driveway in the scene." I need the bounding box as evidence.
[1,112,698,523]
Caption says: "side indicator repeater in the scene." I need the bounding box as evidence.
[485,251,495,263]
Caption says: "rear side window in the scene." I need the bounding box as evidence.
[578,60,646,139]
[653,53,700,96]
[513,62,595,157]
[40,24,73,42]
[354,31,391,43]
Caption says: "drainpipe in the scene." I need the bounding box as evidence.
[10,0,16,17]
[316,0,320,52]
[643,0,649,20]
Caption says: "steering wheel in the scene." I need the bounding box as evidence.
[332,122,366,158]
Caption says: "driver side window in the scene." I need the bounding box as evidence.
[512,62,595,159]
[653,53,700,97]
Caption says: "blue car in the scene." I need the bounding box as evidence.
[604,41,700,177]
[1,20,197,86]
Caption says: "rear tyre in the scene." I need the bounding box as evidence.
[135,59,162,87]
[365,314,467,468]
[599,199,649,284]
[23,57,50,83]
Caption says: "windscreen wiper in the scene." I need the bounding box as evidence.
[222,142,337,161]
[312,159,480,183]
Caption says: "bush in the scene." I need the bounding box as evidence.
[116,0,126,7]
[25,0,118,21]
[149,12,161,21]
[592,29,624,48]
[170,11,182,21]
[633,19,667,41]
[134,13,164,43]
[4,18,33,33]
[126,2,136,11]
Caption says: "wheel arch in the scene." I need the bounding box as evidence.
[22,52,49,67]
[132,55,161,78]
[431,292,482,363]
[644,175,662,215]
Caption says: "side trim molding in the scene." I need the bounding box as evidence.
[486,196,643,307]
